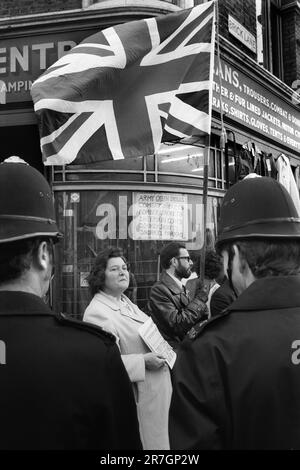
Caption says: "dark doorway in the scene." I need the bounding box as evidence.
[0,124,43,173]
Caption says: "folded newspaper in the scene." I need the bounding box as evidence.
[138,317,177,369]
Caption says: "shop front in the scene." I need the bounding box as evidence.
[51,149,224,315]
[1,7,299,318]
[213,40,300,182]
[0,6,226,317]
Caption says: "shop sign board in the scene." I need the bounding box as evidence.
[0,31,97,105]
[1,28,299,154]
[132,192,188,241]
[228,15,256,53]
[213,58,300,153]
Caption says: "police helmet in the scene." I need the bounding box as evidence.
[216,176,300,247]
[0,157,62,243]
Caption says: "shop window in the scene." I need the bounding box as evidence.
[157,144,225,188]
[53,188,221,317]
[225,144,237,187]
[84,0,191,8]
[51,146,226,189]
[157,144,206,175]
[256,0,284,80]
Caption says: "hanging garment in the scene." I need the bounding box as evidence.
[235,147,254,180]
[261,152,278,179]
[276,153,300,215]
[253,153,263,175]
[251,143,265,176]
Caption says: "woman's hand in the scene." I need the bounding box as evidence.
[144,352,166,370]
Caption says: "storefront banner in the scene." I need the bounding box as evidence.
[2,24,299,159]
[132,192,188,241]
[213,58,300,153]
[0,33,86,104]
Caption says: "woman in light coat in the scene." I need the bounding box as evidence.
[83,247,172,450]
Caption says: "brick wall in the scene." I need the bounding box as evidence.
[295,7,300,82]
[281,3,300,86]
[1,0,299,87]
[218,0,257,60]
[282,8,297,86]
[0,0,81,17]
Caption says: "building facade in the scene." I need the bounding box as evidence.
[0,0,299,316]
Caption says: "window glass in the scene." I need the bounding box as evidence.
[53,189,221,317]
[52,145,224,189]
[256,0,283,79]
[157,143,206,173]
[256,0,264,66]
[270,1,283,79]
[67,156,144,171]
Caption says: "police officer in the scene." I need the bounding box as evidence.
[0,158,142,450]
[169,176,300,450]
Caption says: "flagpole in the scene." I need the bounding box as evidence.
[201,0,228,286]
[199,141,210,284]
[215,0,228,174]
[199,0,218,284]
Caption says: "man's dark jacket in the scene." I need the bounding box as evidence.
[147,271,208,349]
[0,291,142,450]
[170,275,300,449]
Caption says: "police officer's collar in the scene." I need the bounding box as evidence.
[0,291,54,316]
[228,275,300,312]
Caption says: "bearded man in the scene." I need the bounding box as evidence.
[147,242,208,349]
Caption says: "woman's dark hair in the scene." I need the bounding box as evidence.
[222,239,300,278]
[0,237,53,285]
[204,250,223,280]
[87,247,127,296]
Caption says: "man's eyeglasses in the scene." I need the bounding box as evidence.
[176,256,192,262]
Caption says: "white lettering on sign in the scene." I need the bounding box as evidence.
[11,45,29,72]
[228,15,256,53]
[291,340,300,365]
[0,48,6,74]
[213,58,300,152]
[0,80,32,92]
[0,40,76,104]
[214,62,240,88]
[0,80,6,104]
[0,41,76,75]
[94,195,204,248]
[32,43,54,70]
[0,340,6,365]
[96,203,117,240]
[132,193,189,241]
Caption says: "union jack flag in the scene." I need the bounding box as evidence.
[31,1,216,165]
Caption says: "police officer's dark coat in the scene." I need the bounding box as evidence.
[0,291,142,450]
[169,275,300,450]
